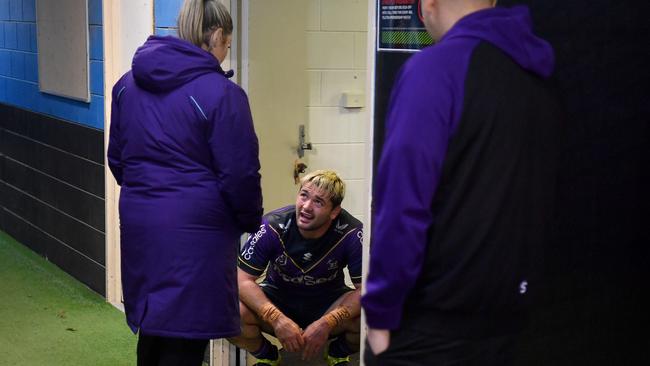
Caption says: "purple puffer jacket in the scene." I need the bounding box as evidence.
[107,35,263,339]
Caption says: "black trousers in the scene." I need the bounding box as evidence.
[137,334,209,366]
[364,327,516,366]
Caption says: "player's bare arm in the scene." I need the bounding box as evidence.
[301,283,362,360]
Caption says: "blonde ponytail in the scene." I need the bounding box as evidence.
[178,0,233,48]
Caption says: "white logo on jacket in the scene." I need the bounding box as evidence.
[519,280,528,294]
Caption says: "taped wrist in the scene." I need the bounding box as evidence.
[322,306,351,329]
[259,303,282,324]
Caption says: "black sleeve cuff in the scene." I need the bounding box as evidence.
[237,257,265,277]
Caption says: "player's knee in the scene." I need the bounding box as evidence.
[344,315,361,333]
[239,301,257,324]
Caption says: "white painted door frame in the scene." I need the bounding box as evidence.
[237,1,377,365]
[103,0,155,308]
[361,0,377,363]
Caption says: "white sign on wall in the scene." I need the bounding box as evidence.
[36,0,90,102]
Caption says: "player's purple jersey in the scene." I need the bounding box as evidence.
[238,205,363,295]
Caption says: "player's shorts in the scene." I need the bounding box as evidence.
[260,282,353,330]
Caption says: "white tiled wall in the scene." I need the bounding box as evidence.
[321,0,368,31]
[304,0,368,220]
[307,32,355,69]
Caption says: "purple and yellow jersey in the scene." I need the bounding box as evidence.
[238,206,363,295]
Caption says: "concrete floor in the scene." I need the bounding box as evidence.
[279,348,360,365]
[243,334,360,365]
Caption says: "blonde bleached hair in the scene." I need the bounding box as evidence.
[300,170,346,208]
[178,0,233,48]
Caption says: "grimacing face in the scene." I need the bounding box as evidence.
[294,182,340,238]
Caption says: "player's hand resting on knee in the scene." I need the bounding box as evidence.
[272,314,304,353]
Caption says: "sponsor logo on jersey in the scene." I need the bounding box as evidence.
[276,254,288,266]
[327,259,339,270]
[241,224,266,261]
[302,252,313,262]
[273,263,338,286]
[334,220,349,234]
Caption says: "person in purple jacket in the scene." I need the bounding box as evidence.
[107,0,262,364]
[362,0,562,365]
[229,170,363,366]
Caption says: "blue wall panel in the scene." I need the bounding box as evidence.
[155,0,183,28]
[28,22,35,51]
[9,50,23,78]
[88,0,102,25]
[89,25,103,61]
[21,0,33,22]
[8,0,19,21]
[155,0,182,40]
[16,21,27,50]
[0,49,8,75]
[5,78,36,109]
[90,95,104,128]
[0,0,9,20]
[23,50,35,82]
[0,74,5,99]
[4,21,16,49]
[90,60,103,95]
[0,0,104,129]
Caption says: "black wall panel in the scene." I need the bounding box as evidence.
[0,182,105,264]
[2,130,104,197]
[372,1,649,363]
[372,51,412,166]
[0,209,105,294]
[0,103,105,295]
[1,105,104,163]
[2,159,104,230]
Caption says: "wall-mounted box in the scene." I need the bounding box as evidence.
[341,91,365,108]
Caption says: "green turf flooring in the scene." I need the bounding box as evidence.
[0,231,137,366]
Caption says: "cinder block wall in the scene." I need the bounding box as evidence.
[304,0,368,221]
[0,0,106,294]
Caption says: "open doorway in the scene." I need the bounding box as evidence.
[104,0,375,364]
[237,0,374,364]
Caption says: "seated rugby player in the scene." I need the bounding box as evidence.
[228,170,363,366]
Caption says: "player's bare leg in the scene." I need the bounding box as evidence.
[227,301,280,366]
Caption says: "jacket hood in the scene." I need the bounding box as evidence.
[442,6,554,78]
[132,35,231,92]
